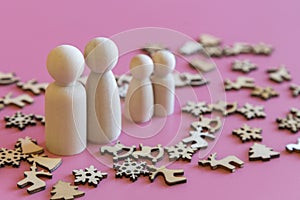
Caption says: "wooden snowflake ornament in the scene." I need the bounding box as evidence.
[51,181,85,200]
[0,148,28,167]
[232,124,262,142]
[249,143,280,161]
[73,165,107,187]
[5,111,36,130]
[251,86,279,100]
[231,60,257,73]
[181,101,212,117]
[276,113,300,133]
[237,103,266,120]
[147,165,187,186]
[17,163,52,194]
[199,153,244,173]
[165,142,196,161]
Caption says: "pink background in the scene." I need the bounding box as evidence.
[0,0,300,199]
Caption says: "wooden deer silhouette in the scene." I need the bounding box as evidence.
[131,144,164,164]
[0,92,33,109]
[148,165,187,186]
[199,153,244,173]
[17,163,52,194]
[100,141,136,161]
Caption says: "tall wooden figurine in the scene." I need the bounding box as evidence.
[151,50,176,116]
[124,54,154,123]
[84,37,121,144]
[46,45,86,155]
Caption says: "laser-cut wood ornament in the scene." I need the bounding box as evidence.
[191,116,222,134]
[147,165,187,186]
[50,180,85,200]
[181,101,212,117]
[165,142,196,162]
[15,136,44,155]
[199,34,221,47]
[73,165,107,187]
[267,65,291,83]
[189,59,215,72]
[199,153,244,173]
[5,111,36,130]
[179,41,203,55]
[142,43,168,55]
[237,103,266,120]
[211,100,238,116]
[251,86,279,100]
[204,46,223,57]
[276,113,300,133]
[173,72,208,87]
[224,77,255,90]
[131,144,164,164]
[0,148,28,167]
[113,158,149,182]
[27,154,62,172]
[286,138,300,153]
[231,60,257,73]
[182,127,215,149]
[252,43,273,55]
[232,124,262,142]
[0,72,19,85]
[17,163,52,194]
[290,84,300,97]
[249,143,280,161]
[17,79,48,95]
[100,141,136,162]
[34,115,45,125]
[0,92,34,110]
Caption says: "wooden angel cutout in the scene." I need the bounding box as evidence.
[27,154,62,172]
[0,72,19,85]
[147,165,187,186]
[199,153,244,173]
[15,136,44,155]
[17,79,48,95]
[51,181,84,200]
[131,144,164,164]
[17,163,52,194]
[0,92,33,109]
[100,141,136,161]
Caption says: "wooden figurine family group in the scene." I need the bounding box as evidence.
[45,37,176,156]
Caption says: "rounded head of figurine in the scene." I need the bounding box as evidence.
[47,45,84,86]
[84,37,119,73]
[152,50,176,77]
[130,54,153,80]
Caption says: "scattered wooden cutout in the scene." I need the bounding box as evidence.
[15,136,44,155]
[142,43,168,55]
[147,165,187,185]
[182,101,212,117]
[182,127,215,149]
[73,165,107,187]
[0,92,34,110]
[131,144,164,164]
[173,72,208,87]
[231,60,257,73]
[276,113,300,133]
[17,79,48,95]
[267,65,291,83]
[51,180,85,200]
[224,77,255,90]
[286,138,300,152]
[17,163,52,194]
[237,103,266,120]
[211,100,238,116]
[100,141,136,162]
[199,153,244,173]
[5,111,36,130]
[0,148,28,167]
[179,41,203,55]
[165,142,196,162]
[204,46,223,57]
[252,43,273,55]
[0,72,19,85]
[27,154,62,172]
[232,124,262,142]
[189,59,215,72]
[199,34,221,47]
[34,115,45,125]
[191,116,222,134]
[113,158,149,182]
[290,84,300,97]
[249,143,280,161]
[251,86,279,100]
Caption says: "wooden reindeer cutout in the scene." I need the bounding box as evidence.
[0,92,33,109]
[17,79,48,95]
[17,163,52,194]
[148,165,187,186]
[199,153,244,173]
[100,141,136,161]
[131,144,164,164]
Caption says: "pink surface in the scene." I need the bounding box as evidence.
[0,0,300,199]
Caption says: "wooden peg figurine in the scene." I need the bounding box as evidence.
[46,45,87,155]
[151,50,176,117]
[85,37,121,144]
[124,54,154,123]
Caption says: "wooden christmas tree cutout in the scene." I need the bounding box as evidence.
[286,138,300,152]
[0,92,34,109]
[147,165,187,186]
[199,153,244,173]
[0,71,19,85]
[131,144,164,164]
[73,165,107,187]
[27,154,62,172]
[15,136,44,154]
[51,181,85,200]
[17,163,52,194]
[17,79,48,95]
[100,141,136,161]
[249,143,280,161]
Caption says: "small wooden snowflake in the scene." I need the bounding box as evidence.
[277,113,300,133]
[165,142,196,162]
[237,103,266,120]
[5,111,36,130]
[231,60,257,73]
[232,124,262,142]
[0,148,28,167]
[73,165,107,187]
[181,101,212,117]
[251,86,279,100]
